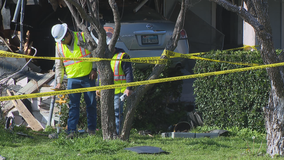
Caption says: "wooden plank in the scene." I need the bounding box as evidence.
[2,72,55,114]
[7,90,44,131]
[18,72,55,94]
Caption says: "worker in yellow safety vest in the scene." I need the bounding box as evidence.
[51,23,97,139]
[96,47,134,136]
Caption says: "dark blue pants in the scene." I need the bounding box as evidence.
[67,75,97,132]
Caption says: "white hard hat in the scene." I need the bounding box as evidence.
[51,23,68,42]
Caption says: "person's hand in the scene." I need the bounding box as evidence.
[55,83,61,89]
[124,89,133,96]
[89,70,97,80]
[96,90,101,97]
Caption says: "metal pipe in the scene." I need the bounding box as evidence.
[47,66,57,127]
[12,0,21,23]
[19,0,25,54]
[57,103,61,134]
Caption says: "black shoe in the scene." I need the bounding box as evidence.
[87,129,96,136]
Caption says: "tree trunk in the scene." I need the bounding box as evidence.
[64,0,120,140]
[97,60,116,140]
[265,87,284,156]
[210,0,284,156]
[260,33,284,156]
[253,1,284,156]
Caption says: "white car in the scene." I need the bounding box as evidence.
[94,1,190,69]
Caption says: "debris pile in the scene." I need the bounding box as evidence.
[0,71,58,131]
[0,20,62,130]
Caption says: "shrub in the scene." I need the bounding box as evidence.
[193,50,270,132]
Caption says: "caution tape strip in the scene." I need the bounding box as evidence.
[162,49,260,66]
[0,51,166,64]
[130,45,260,66]
[0,45,258,65]
[0,61,282,102]
[184,56,259,66]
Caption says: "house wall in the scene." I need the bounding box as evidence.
[243,0,282,49]
[243,3,256,48]
[167,0,244,49]
[268,0,281,49]
[282,2,284,49]
[165,0,212,24]
[166,0,283,50]
[187,0,212,25]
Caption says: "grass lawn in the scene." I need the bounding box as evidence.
[0,125,277,160]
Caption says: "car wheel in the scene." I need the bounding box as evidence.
[194,112,204,126]
[187,112,198,127]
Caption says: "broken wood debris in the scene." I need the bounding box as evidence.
[0,71,60,130]
[7,90,44,131]
[2,72,55,115]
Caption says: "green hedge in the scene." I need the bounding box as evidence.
[193,50,271,132]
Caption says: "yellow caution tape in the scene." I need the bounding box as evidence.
[161,48,260,66]
[162,45,258,57]
[0,45,258,66]
[0,50,166,64]
[187,56,259,66]
[129,45,260,66]
[1,61,283,102]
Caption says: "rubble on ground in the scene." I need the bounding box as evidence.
[0,33,60,131]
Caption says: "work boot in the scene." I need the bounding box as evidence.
[87,129,96,136]
[66,132,76,139]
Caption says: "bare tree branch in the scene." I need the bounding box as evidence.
[64,0,96,51]
[251,0,271,33]
[107,0,121,53]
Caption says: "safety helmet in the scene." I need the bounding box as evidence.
[51,23,68,42]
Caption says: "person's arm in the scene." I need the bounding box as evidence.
[55,45,65,89]
[121,54,134,96]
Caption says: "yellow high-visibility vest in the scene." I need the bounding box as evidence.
[56,32,92,78]
[111,52,127,94]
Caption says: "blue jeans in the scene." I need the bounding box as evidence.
[114,93,124,135]
[67,75,97,132]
